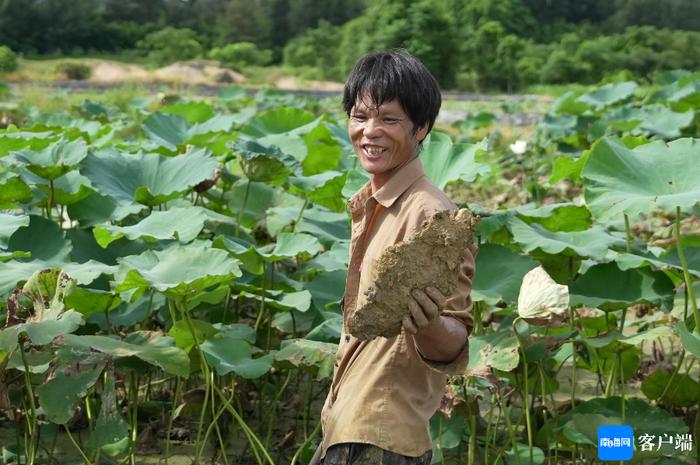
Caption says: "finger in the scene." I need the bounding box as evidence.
[425,286,447,309]
[402,316,417,334]
[408,297,430,328]
[412,289,438,322]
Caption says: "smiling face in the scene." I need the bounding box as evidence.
[349,96,428,192]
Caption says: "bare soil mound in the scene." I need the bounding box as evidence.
[87,59,244,85]
[348,208,479,340]
[275,76,343,92]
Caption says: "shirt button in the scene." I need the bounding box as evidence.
[345,335,350,342]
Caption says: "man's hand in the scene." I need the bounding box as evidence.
[403,286,467,363]
[402,287,447,334]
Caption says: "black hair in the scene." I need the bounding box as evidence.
[342,49,442,136]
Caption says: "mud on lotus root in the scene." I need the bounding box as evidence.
[348,208,479,340]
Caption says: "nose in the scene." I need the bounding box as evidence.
[363,117,382,138]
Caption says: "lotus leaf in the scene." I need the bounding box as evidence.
[81,147,218,206]
[0,213,29,249]
[517,266,569,324]
[8,138,88,180]
[467,328,520,372]
[61,332,189,377]
[241,107,316,137]
[235,139,299,183]
[160,101,215,124]
[143,112,236,151]
[0,173,32,206]
[201,335,272,378]
[36,364,104,424]
[115,245,241,298]
[289,171,347,212]
[20,169,94,205]
[88,373,129,452]
[93,206,207,248]
[641,367,700,407]
[471,244,538,305]
[583,137,700,221]
[508,217,623,260]
[274,338,337,380]
[168,318,219,353]
[569,262,674,311]
[576,81,638,109]
[302,123,342,175]
[262,232,322,261]
[8,215,72,261]
[420,132,489,190]
[68,192,146,225]
[515,203,592,232]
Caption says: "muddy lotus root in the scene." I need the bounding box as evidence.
[348,208,479,340]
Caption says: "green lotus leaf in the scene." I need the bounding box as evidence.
[160,101,215,124]
[0,310,84,355]
[88,373,130,453]
[0,213,29,249]
[68,192,146,226]
[289,171,347,212]
[0,130,57,156]
[677,321,700,359]
[62,332,189,377]
[420,132,489,190]
[303,240,349,273]
[467,328,520,372]
[605,105,695,139]
[576,81,638,109]
[508,217,623,260]
[472,244,538,305]
[168,318,220,353]
[261,232,322,261]
[342,168,370,199]
[8,215,72,261]
[0,260,115,300]
[143,112,236,151]
[569,262,674,311]
[36,364,104,424]
[302,123,342,175]
[115,245,241,298]
[583,137,700,221]
[611,245,700,278]
[505,445,545,465]
[20,169,94,205]
[240,107,316,137]
[212,235,264,275]
[641,367,700,407]
[93,206,207,248]
[266,206,349,246]
[583,326,674,349]
[0,173,32,206]
[8,138,88,180]
[274,338,337,380]
[201,335,272,378]
[234,139,299,183]
[515,202,592,232]
[306,270,346,312]
[64,287,122,319]
[556,397,688,457]
[81,147,218,206]
[6,346,53,373]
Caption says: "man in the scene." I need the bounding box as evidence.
[312,49,477,465]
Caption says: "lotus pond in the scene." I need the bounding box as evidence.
[0,73,699,465]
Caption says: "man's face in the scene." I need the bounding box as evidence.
[348,97,428,183]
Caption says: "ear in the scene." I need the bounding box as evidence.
[415,124,429,144]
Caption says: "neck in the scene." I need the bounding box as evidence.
[370,154,419,193]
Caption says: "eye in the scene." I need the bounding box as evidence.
[382,117,400,125]
[350,114,367,122]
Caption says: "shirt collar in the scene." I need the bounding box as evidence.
[348,156,426,213]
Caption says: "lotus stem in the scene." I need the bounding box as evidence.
[500,396,522,465]
[674,207,699,332]
[512,318,534,464]
[236,179,251,236]
[48,179,55,221]
[290,419,321,465]
[64,425,91,465]
[623,213,632,253]
[293,196,308,232]
[19,344,38,465]
[164,376,183,464]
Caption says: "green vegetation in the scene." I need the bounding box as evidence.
[0,69,699,464]
[1,0,700,90]
[0,45,17,72]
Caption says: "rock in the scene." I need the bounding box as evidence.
[348,208,478,340]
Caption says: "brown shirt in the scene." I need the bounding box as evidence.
[320,156,477,457]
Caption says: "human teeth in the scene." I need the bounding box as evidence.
[366,147,384,154]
